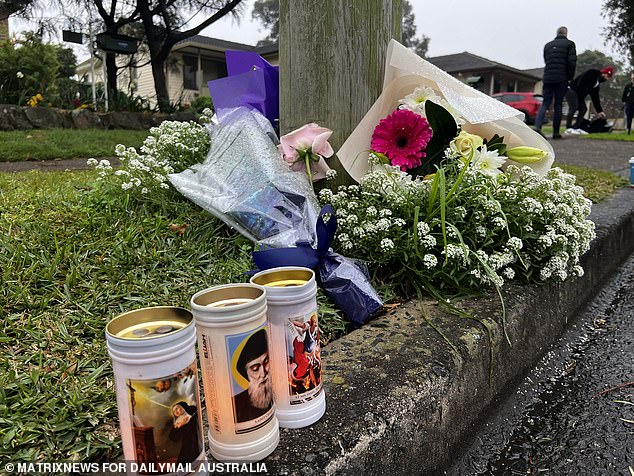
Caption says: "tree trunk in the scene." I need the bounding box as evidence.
[151,59,171,113]
[105,52,118,103]
[279,0,401,184]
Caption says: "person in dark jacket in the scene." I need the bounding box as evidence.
[565,66,614,131]
[622,72,634,134]
[534,26,577,139]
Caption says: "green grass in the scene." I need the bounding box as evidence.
[542,125,634,141]
[0,129,148,162]
[579,131,634,141]
[559,164,629,203]
[0,170,347,463]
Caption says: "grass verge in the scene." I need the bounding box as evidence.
[0,170,348,462]
[0,129,148,162]
[579,131,634,142]
[0,163,623,463]
[559,164,629,203]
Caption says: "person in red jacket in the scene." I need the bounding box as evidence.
[565,67,614,133]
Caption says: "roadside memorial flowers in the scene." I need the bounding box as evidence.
[169,108,383,326]
[279,123,334,183]
[370,109,432,171]
[329,39,594,302]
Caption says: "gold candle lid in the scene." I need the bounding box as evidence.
[106,306,192,340]
[251,268,312,287]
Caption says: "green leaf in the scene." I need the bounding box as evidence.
[3,428,17,446]
[412,101,458,176]
[483,133,507,155]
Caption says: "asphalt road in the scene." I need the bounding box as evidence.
[446,252,634,475]
[551,136,633,179]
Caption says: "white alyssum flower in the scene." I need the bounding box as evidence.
[507,237,523,251]
[90,117,211,199]
[423,254,438,269]
[380,238,395,252]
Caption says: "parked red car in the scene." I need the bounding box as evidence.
[492,92,544,125]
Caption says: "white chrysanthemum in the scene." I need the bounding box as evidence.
[400,86,441,114]
[471,146,506,178]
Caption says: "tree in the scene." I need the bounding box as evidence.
[252,0,429,56]
[252,0,277,47]
[0,32,60,104]
[401,0,428,58]
[0,0,34,19]
[135,0,244,112]
[576,49,622,73]
[14,0,244,112]
[90,0,139,105]
[602,0,634,66]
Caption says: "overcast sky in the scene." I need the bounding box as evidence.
[9,0,622,70]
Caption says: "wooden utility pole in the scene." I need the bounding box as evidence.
[279,0,401,183]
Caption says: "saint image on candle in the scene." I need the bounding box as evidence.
[232,328,273,423]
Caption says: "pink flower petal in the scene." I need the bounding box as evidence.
[312,130,334,158]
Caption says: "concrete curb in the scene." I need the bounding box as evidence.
[263,187,634,476]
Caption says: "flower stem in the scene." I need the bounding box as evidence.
[304,153,314,191]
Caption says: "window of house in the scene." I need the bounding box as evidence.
[201,59,228,82]
[183,55,198,90]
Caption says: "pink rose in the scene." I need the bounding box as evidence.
[279,123,335,181]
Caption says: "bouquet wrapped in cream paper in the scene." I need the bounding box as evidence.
[338,40,554,182]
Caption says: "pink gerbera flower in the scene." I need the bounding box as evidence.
[370,109,433,171]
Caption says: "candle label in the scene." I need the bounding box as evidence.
[124,361,204,472]
[226,324,275,434]
[285,310,323,405]
[200,334,221,433]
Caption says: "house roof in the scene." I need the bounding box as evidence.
[173,35,278,57]
[522,67,544,79]
[427,52,542,81]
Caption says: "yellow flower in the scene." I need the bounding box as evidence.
[450,130,484,160]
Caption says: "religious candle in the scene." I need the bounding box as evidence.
[190,284,279,462]
[106,307,205,475]
[251,267,326,428]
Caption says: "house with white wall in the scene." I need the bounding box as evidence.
[76,36,278,108]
